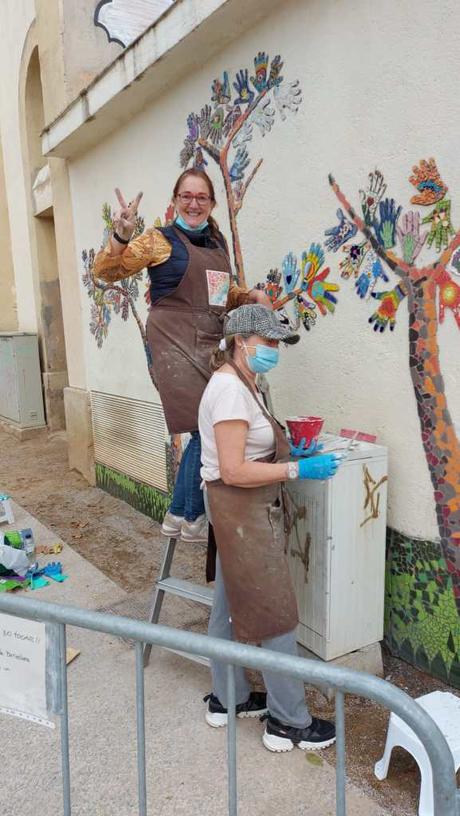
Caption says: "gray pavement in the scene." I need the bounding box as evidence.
[0,501,390,816]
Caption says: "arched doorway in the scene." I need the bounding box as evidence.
[22,46,68,431]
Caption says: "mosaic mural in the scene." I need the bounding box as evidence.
[179,52,344,334]
[179,52,302,285]
[81,52,459,681]
[82,205,148,353]
[326,162,460,676]
[385,529,459,687]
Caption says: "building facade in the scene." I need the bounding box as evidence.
[0,0,459,686]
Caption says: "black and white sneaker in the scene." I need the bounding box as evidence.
[203,692,268,728]
[261,714,336,752]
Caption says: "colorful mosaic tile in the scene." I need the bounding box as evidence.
[327,167,460,628]
[180,51,302,287]
[385,528,460,688]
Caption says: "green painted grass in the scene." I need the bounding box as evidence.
[385,530,460,688]
[95,463,171,523]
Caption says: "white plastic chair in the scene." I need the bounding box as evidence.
[375,690,460,816]
[0,493,14,525]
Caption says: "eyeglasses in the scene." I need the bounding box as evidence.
[176,193,212,204]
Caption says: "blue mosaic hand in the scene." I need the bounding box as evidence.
[282,252,299,293]
[251,52,269,92]
[324,209,357,252]
[373,197,402,249]
[355,250,389,299]
[233,69,255,105]
[229,147,250,181]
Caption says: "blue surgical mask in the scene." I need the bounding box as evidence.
[243,342,279,374]
[175,215,209,232]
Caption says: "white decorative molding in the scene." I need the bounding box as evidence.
[94,0,175,47]
[32,163,53,215]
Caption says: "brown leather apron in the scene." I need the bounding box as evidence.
[146,227,232,434]
[206,363,298,643]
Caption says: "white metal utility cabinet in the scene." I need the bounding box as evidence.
[286,435,388,660]
[0,333,46,429]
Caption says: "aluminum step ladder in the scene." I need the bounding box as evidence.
[143,534,214,667]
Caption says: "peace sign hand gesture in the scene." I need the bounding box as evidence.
[112,188,143,241]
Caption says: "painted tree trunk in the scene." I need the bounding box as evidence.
[407,276,460,608]
[220,159,246,287]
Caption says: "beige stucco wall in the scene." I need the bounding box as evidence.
[66,0,459,539]
[35,0,121,124]
[0,1,38,332]
[0,133,17,331]
[0,3,70,430]
[34,0,121,399]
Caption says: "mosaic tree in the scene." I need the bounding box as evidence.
[179,52,340,333]
[82,204,150,363]
[179,52,302,287]
[326,160,460,611]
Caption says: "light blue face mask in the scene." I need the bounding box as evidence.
[243,342,279,374]
[175,215,209,232]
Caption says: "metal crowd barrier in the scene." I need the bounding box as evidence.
[0,592,458,816]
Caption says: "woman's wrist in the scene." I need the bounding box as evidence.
[113,231,130,245]
[286,461,299,480]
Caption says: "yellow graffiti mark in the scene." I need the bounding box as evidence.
[360,465,388,528]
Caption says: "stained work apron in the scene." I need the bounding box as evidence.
[146,227,232,434]
[206,363,298,643]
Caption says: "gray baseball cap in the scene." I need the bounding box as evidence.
[224,304,300,345]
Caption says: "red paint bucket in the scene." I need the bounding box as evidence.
[286,416,324,448]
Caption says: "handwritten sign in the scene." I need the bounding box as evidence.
[0,613,54,728]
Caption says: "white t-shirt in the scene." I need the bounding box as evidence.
[199,372,275,482]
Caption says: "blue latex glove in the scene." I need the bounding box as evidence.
[289,437,324,457]
[297,454,339,480]
[324,208,357,252]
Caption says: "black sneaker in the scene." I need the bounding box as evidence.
[261,714,336,752]
[203,692,268,728]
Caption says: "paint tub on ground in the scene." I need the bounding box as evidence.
[286,416,324,448]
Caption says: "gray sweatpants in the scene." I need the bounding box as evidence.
[208,555,312,728]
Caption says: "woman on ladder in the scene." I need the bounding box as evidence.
[199,303,341,752]
[94,169,270,543]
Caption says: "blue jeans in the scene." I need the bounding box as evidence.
[169,431,205,521]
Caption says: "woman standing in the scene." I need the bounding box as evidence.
[94,169,269,543]
[199,304,340,752]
